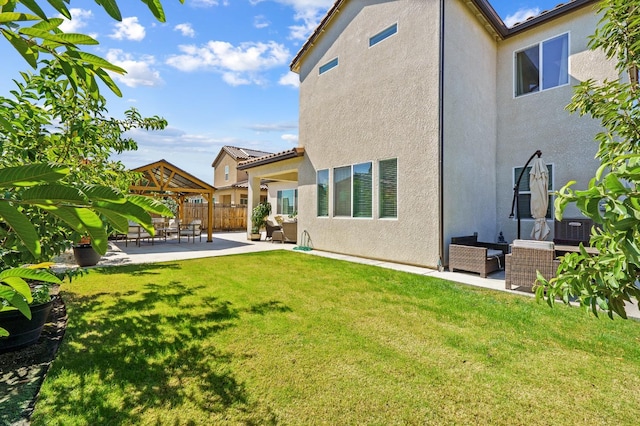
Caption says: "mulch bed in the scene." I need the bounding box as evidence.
[0,294,67,425]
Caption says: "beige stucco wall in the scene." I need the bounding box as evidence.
[495,6,616,243]
[442,0,498,261]
[213,154,248,190]
[297,0,442,268]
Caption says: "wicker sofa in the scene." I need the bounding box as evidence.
[448,235,509,278]
[505,239,561,291]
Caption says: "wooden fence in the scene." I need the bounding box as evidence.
[182,203,247,231]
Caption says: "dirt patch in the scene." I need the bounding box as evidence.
[0,294,67,425]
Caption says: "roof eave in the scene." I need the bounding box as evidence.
[237,147,305,170]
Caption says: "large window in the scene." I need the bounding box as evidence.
[334,166,351,217]
[353,162,372,218]
[513,164,553,219]
[379,158,397,219]
[277,189,297,215]
[515,33,568,97]
[317,169,329,217]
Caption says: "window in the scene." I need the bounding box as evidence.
[515,33,568,97]
[277,189,297,215]
[333,166,351,216]
[319,57,338,75]
[317,169,329,217]
[240,194,248,205]
[513,164,553,219]
[224,165,229,181]
[369,23,397,47]
[353,162,372,218]
[379,158,397,218]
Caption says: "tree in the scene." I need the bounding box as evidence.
[0,1,180,335]
[536,0,640,319]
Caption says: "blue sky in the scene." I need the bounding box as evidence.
[0,0,568,182]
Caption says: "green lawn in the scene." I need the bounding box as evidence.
[33,251,640,425]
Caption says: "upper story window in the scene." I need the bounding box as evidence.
[515,33,569,97]
[319,57,338,75]
[369,23,397,47]
[224,165,230,181]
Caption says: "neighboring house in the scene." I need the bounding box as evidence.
[239,0,618,270]
[212,146,271,205]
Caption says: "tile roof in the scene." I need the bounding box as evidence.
[237,147,305,170]
[211,145,274,167]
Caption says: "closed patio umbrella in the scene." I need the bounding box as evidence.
[529,156,550,240]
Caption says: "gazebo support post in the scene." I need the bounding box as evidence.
[510,150,542,240]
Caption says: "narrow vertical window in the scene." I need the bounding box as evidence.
[334,166,352,217]
[317,169,329,217]
[353,162,372,218]
[379,158,397,218]
[319,57,338,75]
[369,23,398,47]
[224,165,230,181]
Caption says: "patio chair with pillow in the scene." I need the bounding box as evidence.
[505,239,560,291]
[126,220,152,247]
[273,221,297,244]
[265,219,282,240]
[449,234,509,278]
[180,219,202,243]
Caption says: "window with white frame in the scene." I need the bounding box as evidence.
[379,158,398,219]
[369,23,397,47]
[240,194,248,205]
[333,166,351,217]
[277,189,297,215]
[353,162,372,218]
[513,164,553,219]
[317,169,329,217]
[224,165,230,181]
[515,33,569,97]
[319,57,338,75]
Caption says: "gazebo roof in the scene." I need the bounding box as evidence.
[130,159,214,195]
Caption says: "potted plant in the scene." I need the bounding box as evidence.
[250,202,272,241]
[72,236,102,267]
[0,267,62,352]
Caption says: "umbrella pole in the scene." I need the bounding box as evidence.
[510,150,542,240]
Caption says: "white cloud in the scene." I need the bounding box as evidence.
[166,40,290,86]
[504,8,540,28]
[191,0,226,7]
[279,72,299,88]
[269,0,333,40]
[110,17,146,41]
[281,133,298,143]
[247,123,298,132]
[58,8,93,33]
[175,23,196,37]
[254,15,270,29]
[106,49,163,87]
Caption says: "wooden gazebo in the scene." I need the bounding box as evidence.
[130,159,214,242]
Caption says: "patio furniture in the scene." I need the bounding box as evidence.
[126,221,152,247]
[265,219,282,240]
[151,217,168,243]
[273,221,297,244]
[448,234,509,278]
[553,218,595,246]
[505,239,560,291]
[180,219,202,243]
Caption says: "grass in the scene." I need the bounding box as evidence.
[32,251,640,425]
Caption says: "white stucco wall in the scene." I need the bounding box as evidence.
[297,0,442,268]
[442,0,498,261]
[495,7,616,243]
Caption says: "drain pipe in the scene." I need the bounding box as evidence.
[437,0,446,272]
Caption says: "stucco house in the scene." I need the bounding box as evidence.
[211,146,271,205]
[239,0,618,270]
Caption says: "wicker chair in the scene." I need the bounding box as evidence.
[505,239,561,291]
[273,221,297,244]
[265,219,282,240]
[448,235,509,278]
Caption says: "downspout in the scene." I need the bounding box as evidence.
[437,0,445,272]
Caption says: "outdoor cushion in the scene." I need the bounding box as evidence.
[511,239,554,250]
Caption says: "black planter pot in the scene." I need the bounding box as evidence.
[73,244,102,267]
[0,299,53,353]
